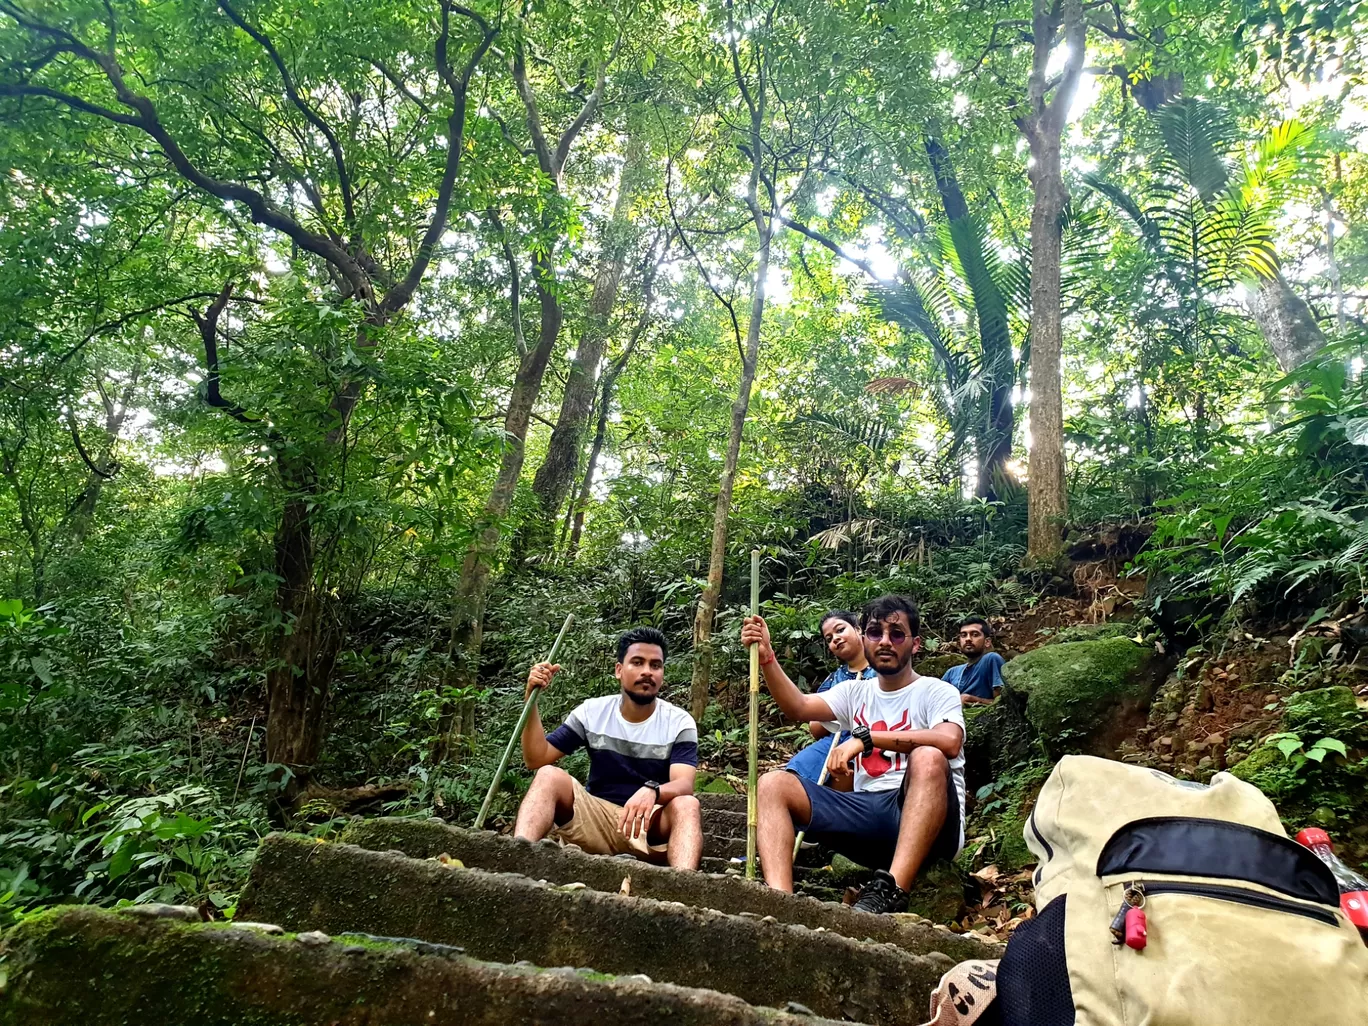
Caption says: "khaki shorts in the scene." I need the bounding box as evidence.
[553,777,668,864]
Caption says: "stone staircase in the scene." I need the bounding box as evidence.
[0,792,993,1025]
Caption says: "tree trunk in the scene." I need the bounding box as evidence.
[522,138,647,558]
[561,269,657,560]
[438,260,564,756]
[687,230,771,721]
[1248,271,1326,371]
[1019,0,1085,563]
[263,476,341,815]
[924,135,1015,499]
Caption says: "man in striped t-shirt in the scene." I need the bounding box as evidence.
[512,626,703,869]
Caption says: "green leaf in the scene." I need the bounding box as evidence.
[1274,737,1304,759]
[1342,417,1368,447]
[109,841,137,881]
[1311,737,1348,756]
[29,654,53,685]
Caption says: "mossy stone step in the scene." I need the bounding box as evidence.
[239,835,961,1022]
[340,819,988,961]
[0,906,848,1026]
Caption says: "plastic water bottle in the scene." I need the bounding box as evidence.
[1296,827,1368,943]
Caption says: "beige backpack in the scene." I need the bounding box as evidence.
[993,755,1368,1025]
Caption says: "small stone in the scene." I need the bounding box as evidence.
[343,945,368,955]
[785,1002,816,1016]
[228,922,284,935]
[1158,736,1173,748]
[925,951,955,971]
[576,967,596,976]
[557,882,588,891]
[1206,732,1224,747]
[760,915,777,923]
[1164,712,1180,725]
[118,904,201,922]
[737,911,760,919]
[1197,757,1214,770]
[296,931,332,947]
[514,960,535,967]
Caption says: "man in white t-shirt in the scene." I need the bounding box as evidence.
[742,594,966,914]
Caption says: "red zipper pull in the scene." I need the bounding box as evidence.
[1125,905,1148,950]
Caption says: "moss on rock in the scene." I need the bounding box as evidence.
[0,907,850,1026]
[1046,622,1137,645]
[1285,687,1366,742]
[1001,636,1160,754]
[903,863,968,924]
[1230,743,1302,799]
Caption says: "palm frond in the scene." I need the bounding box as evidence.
[1154,97,1237,201]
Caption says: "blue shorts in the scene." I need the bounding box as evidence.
[785,733,847,781]
[792,757,961,871]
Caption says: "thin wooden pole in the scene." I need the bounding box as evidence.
[746,549,760,880]
[793,747,831,859]
[474,613,575,830]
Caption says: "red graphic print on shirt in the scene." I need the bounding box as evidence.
[854,707,910,778]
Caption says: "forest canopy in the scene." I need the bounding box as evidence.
[2,0,1367,918]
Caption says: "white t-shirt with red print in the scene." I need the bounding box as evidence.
[821,674,966,828]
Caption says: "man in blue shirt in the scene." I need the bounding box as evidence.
[943,617,1005,707]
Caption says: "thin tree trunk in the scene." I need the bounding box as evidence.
[1247,271,1326,371]
[1019,0,1085,563]
[438,258,564,756]
[561,269,657,559]
[688,232,771,721]
[522,137,647,557]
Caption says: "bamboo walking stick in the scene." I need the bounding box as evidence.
[792,738,833,860]
[474,613,575,831]
[746,549,760,880]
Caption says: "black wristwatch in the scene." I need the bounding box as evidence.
[642,780,662,801]
[850,725,874,758]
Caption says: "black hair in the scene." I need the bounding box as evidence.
[958,616,993,638]
[617,626,668,662]
[818,610,859,634]
[860,594,921,638]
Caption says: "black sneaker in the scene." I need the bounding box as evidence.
[851,869,909,915]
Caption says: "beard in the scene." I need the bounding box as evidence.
[622,684,658,705]
[867,645,913,674]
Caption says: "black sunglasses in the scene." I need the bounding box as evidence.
[864,624,910,644]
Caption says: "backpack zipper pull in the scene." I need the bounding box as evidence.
[1111,884,1145,945]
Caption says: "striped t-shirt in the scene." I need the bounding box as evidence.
[546,695,699,805]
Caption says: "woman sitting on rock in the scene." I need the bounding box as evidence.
[784,610,877,787]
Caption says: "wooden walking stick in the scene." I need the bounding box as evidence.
[746,549,760,880]
[792,742,833,860]
[473,612,575,831]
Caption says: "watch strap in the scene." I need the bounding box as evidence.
[851,725,874,757]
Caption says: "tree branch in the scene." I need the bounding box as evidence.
[217,0,355,225]
[379,0,497,316]
[192,283,259,426]
[66,409,117,479]
[0,5,369,294]
[486,207,527,358]
[550,34,619,177]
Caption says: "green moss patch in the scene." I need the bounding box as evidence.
[1002,636,1160,753]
